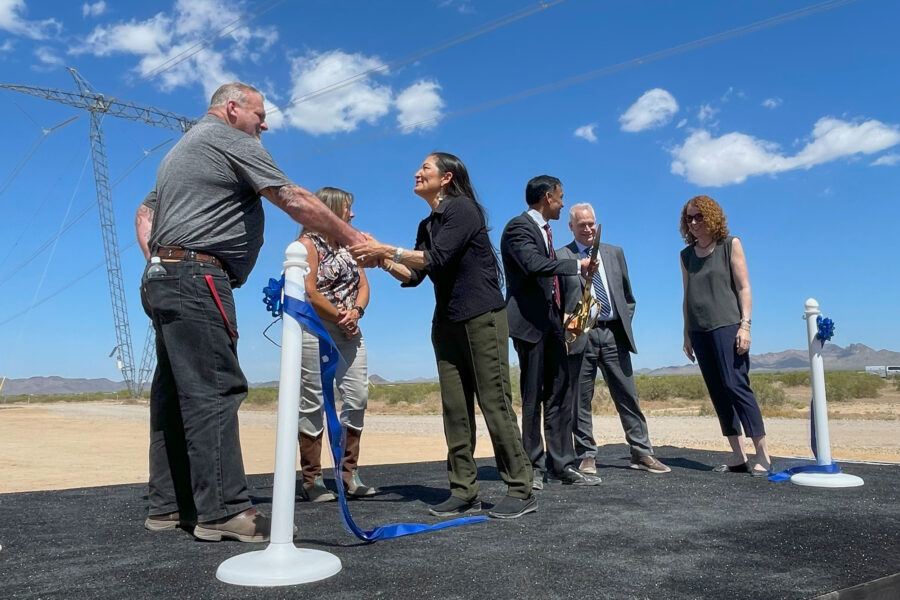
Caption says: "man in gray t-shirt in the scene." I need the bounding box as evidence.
[135,82,364,543]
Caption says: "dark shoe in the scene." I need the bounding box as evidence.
[579,457,597,474]
[630,456,671,474]
[193,507,270,543]
[553,465,602,486]
[344,470,377,497]
[532,470,545,491]
[144,511,193,532]
[750,462,774,478]
[488,495,537,519]
[427,496,482,517]
[712,462,749,473]
[302,476,337,503]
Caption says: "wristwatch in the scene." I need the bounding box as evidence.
[353,305,365,318]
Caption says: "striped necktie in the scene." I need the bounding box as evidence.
[543,224,561,309]
[585,247,611,319]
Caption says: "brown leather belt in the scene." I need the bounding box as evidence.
[156,246,223,269]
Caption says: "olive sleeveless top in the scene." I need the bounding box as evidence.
[681,236,741,332]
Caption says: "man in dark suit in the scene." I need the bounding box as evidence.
[558,203,670,475]
[500,176,601,489]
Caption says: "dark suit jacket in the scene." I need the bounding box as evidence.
[501,213,579,344]
[557,240,637,355]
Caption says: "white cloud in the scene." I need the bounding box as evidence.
[0,38,14,52]
[870,153,900,166]
[396,79,444,132]
[70,0,276,108]
[619,88,678,132]
[283,50,392,135]
[670,117,900,186]
[762,97,782,109]
[676,118,687,129]
[77,13,172,56]
[82,1,106,18]
[0,0,61,39]
[34,45,62,66]
[573,123,598,143]
[697,103,718,124]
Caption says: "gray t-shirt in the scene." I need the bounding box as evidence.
[143,114,292,287]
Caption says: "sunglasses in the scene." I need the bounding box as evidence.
[684,212,704,224]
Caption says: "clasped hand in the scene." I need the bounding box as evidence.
[349,234,384,268]
[336,308,359,339]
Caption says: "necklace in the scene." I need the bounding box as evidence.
[695,238,715,251]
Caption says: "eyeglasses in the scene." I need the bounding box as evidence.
[684,213,704,224]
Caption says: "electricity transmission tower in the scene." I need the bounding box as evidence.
[1,67,197,398]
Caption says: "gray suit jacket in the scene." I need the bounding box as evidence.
[557,240,637,355]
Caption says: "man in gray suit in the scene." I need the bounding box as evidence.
[558,203,670,474]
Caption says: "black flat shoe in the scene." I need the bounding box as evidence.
[712,462,749,473]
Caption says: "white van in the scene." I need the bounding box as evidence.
[887,366,900,378]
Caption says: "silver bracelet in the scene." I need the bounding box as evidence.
[392,246,404,263]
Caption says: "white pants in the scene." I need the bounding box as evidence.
[299,321,368,436]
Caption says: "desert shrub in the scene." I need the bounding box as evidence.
[823,371,883,402]
[748,376,787,406]
[635,375,708,401]
[895,377,900,392]
[369,382,441,405]
[245,387,279,405]
[769,371,810,387]
[0,391,128,404]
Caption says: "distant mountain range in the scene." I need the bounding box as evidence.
[4,343,899,395]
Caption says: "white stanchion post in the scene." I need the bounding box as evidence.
[790,298,863,489]
[216,241,343,586]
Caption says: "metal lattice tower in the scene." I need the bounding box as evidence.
[1,67,197,397]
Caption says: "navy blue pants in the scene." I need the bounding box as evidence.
[140,259,252,523]
[690,323,766,438]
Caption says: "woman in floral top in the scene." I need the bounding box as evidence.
[297,187,374,501]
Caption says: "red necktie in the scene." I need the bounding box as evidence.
[543,224,561,309]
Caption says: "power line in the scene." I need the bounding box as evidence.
[270,0,567,116]
[288,0,862,161]
[136,0,290,86]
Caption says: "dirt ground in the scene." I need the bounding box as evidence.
[1,401,897,494]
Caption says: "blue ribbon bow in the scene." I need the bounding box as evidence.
[262,277,284,317]
[815,315,835,346]
[269,277,487,541]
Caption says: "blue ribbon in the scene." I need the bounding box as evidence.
[262,277,284,317]
[280,292,487,541]
[815,315,835,346]
[768,396,840,481]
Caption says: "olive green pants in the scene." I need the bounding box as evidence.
[432,308,532,500]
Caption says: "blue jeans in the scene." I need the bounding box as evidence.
[140,259,251,523]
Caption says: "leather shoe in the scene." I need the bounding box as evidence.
[629,456,671,474]
[488,495,537,519]
[193,507,270,543]
[579,457,597,474]
[144,511,194,532]
[553,465,602,486]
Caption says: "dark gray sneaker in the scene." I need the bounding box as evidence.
[427,496,482,517]
[488,495,537,519]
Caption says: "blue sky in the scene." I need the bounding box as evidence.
[0,0,897,386]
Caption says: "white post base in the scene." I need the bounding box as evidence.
[790,472,864,488]
[216,542,342,587]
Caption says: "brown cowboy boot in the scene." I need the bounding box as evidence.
[343,428,376,497]
[298,432,336,502]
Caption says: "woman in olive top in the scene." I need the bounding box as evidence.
[679,195,772,477]
[351,152,535,519]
